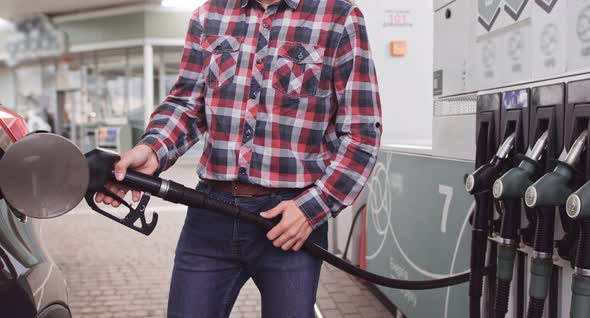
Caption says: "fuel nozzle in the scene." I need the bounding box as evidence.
[492,132,548,318]
[525,131,588,208]
[524,130,587,318]
[565,154,590,318]
[466,133,516,194]
[493,131,548,200]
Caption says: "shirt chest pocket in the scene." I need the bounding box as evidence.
[202,35,243,89]
[272,42,325,98]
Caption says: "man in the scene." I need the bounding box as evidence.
[97,0,381,316]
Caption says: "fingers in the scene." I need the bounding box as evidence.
[292,227,312,251]
[96,182,130,207]
[260,202,285,219]
[95,192,105,203]
[272,224,300,248]
[292,240,305,252]
[281,237,298,251]
[114,154,133,181]
[132,190,141,202]
[103,183,125,206]
[270,219,312,251]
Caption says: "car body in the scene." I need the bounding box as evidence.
[0,105,71,318]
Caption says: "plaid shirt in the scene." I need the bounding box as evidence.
[140,0,382,228]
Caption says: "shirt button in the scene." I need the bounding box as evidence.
[263,22,269,29]
[256,58,263,64]
[239,167,247,175]
[245,129,252,138]
[250,91,258,99]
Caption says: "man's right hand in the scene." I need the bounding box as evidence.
[95,144,159,207]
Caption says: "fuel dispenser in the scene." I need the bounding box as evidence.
[490,88,530,318]
[465,93,512,318]
[494,84,566,318]
[524,80,590,318]
[525,84,566,318]
[558,79,590,318]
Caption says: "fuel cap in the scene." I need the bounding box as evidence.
[0,133,89,218]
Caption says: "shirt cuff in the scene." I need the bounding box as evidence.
[138,135,169,172]
[293,186,332,229]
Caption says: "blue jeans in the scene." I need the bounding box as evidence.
[167,183,328,318]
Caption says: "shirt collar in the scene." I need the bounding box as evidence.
[241,0,300,10]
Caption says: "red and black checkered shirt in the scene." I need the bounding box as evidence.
[140,0,382,228]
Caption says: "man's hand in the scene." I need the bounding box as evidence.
[260,201,313,251]
[95,144,159,207]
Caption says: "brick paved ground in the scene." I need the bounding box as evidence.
[40,159,393,318]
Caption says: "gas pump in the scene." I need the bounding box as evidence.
[565,180,590,318]
[489,88,530,318]
[559,79,590,318]
[465,93,512,318]
[492,84,565,318]
[524,80,590,318]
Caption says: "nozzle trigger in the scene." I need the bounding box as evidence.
[84,188,159,236]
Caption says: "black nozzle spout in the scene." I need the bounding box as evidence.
[466,133,516,194]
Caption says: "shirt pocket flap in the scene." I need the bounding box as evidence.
[202,35,243,53]
[278,42,324,64]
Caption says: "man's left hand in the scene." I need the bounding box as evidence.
[260,201,312,252]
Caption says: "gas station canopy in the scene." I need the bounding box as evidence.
[0,0,159,19]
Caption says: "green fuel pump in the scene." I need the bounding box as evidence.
[491,131,548,318]
[524,130,588,318]
[465,132,515,318]
[565,175,590,318]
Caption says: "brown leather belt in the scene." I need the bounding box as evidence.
[204,179,286,197]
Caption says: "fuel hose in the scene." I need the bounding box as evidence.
[117,169,494,290]
[565,183,590,318]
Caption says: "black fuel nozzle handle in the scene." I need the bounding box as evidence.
[85,149,159,236]
[466,132,516,195]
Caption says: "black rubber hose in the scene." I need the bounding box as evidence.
[342,204,365,261]
[526,297,545,318]
[533,209,555,255]
[118,171,494,290]
[494,279,511,318]
[575,221,590,270]
[470,191,493,318]
[526,208,555,318]
[493,199,521,318]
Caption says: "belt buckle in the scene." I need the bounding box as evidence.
[232,181,253,197]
